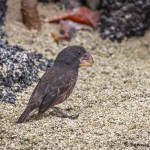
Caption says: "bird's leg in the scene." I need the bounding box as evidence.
[52,107,79,120]
[52,107,69,118]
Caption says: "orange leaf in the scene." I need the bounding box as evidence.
[43,7,100,27]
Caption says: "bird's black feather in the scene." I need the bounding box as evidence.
[17,46,90,123]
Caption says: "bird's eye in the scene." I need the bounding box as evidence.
[66,62,70,65]
[77,52,81,55]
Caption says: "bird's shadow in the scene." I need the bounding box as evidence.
[19,107,79,123]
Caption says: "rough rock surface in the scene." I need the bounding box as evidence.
[0,0,7,25]
[99,0,150,42]
[0,30,52,103]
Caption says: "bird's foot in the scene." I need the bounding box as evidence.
[52,107,79,120]
[67,114,79,120]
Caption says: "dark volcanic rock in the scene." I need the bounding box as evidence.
[0,33,53,104]
[99,0,150,42]
[0,0,7,25]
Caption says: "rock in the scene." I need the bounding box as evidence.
[0,32,53,103]
[99,0,150,42]
[0,0,7,25]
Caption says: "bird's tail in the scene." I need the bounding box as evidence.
[17,108,31,123]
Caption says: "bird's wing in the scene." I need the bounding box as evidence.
[26,67,77,113]
[38,69,77,113]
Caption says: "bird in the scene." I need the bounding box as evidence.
[17,45,93,123]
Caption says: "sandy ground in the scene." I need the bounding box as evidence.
[0,0,150,149]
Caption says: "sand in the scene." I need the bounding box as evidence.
[0,0,150,149]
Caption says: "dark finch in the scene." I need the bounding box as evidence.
[17,45,93,123]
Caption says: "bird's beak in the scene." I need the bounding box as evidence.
[79,51,94,67]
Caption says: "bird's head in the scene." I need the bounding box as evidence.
[54,46,93,70]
